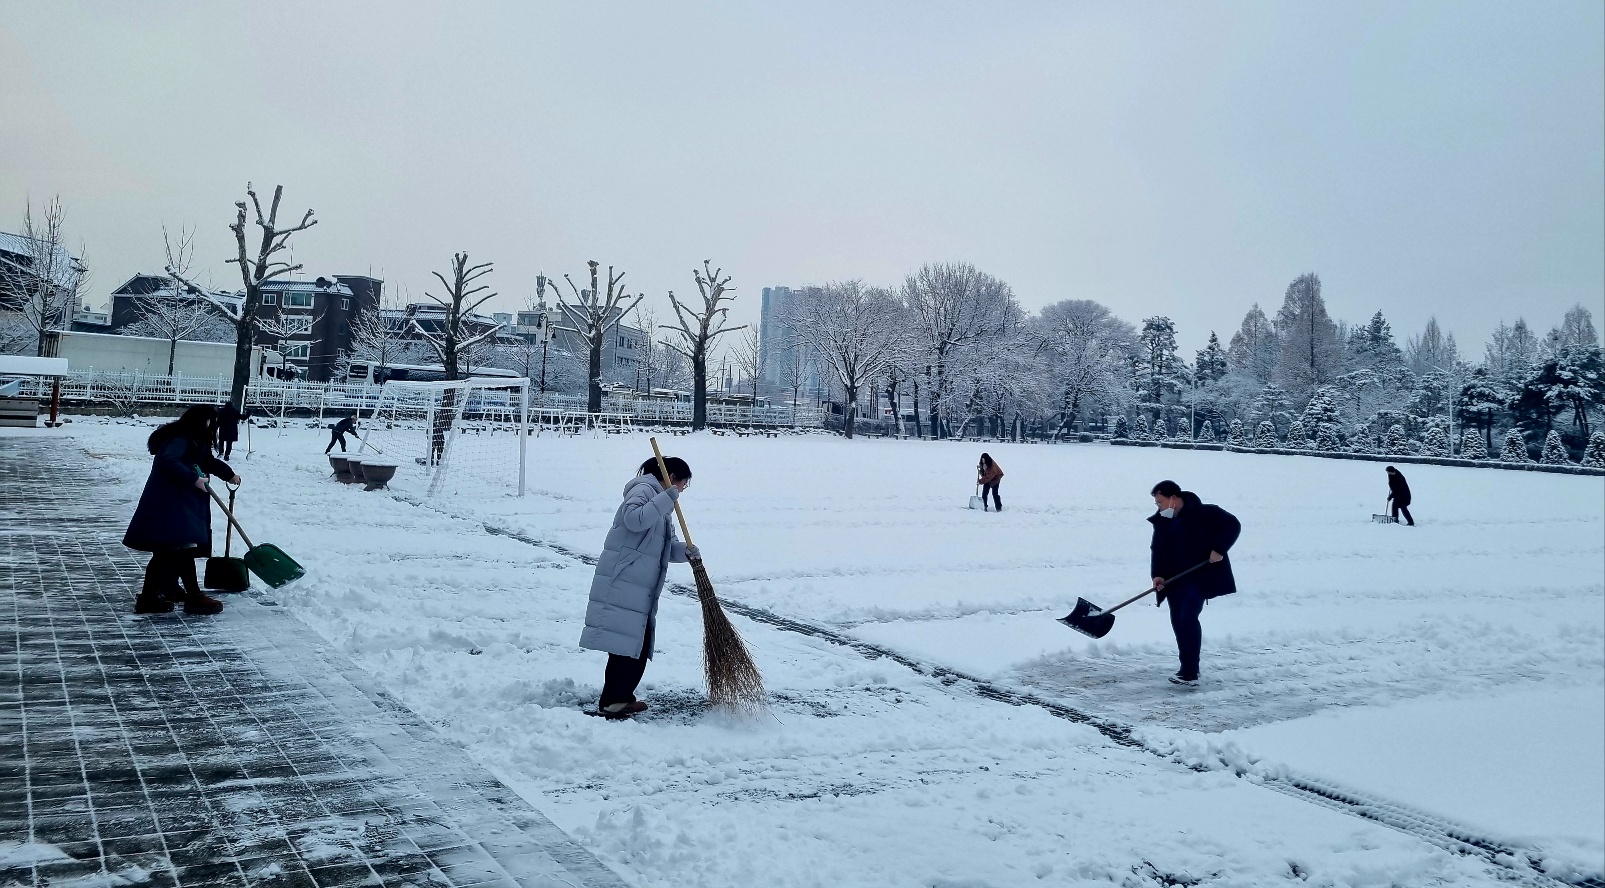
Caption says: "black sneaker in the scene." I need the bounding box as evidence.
[1168,674,1198,687]
[134,595,175,614]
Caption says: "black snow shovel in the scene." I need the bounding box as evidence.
[203,483,251,592]
[206,484,306,588]
[1058,560,1212,639]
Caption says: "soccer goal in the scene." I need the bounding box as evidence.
[357,378,529,497]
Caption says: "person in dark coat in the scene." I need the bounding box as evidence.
[1385,466,1414,526]
[215,401,249,459]
[1148,479,1241,686]
[325,414,359,454]
[579,456,699,717]
[124,406,241,615]
[977,453,1004,512]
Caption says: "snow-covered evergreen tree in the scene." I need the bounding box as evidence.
[1316,423,1342,452]
[1112,415,1129,439]
[1344,311,1406,374]
[1385,424,1409,455]
[1350,425,1374,454]
[1285,419,1309,449]
[1582,431,1605,468]
[1194,332,1229,384]
[1154,417,1168,439]
[1253,420,1278,448]
[1500,429,1530,463]
[1460,430,1487,460]
[1540,430,1571,465]
[1227,418,1246,445]
[1134,415,1151,439]
[1421,426,1450,457]
[1300,386,1343,431]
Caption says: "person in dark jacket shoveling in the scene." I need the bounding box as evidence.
[1385,466,1414,526]
[124,406,241,616]
[1149,480,1241,687]
[578,456,700,718]
[325,414,359,454]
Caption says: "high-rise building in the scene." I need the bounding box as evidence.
[759,286,824,403]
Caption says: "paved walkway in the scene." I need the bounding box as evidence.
[0,434,626,888]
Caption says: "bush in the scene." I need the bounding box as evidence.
[1253,421,1278,448]
[1583,432,1605,469]
[1316,423,1342,452]
[1134,415,1150,440]
[1421,426,1450,457]
[1227,419,1246,446]
[1112,416,1129,439]
[1286,420,1309,449]
[1500,429,1530,463]
[1541,430,1572,465]
[1349,426,1374,454]
[1385,424,1409,455]
[1460,430,1487,460]
[1154,418,1168,439]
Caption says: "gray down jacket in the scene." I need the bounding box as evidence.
[578,473,688,658]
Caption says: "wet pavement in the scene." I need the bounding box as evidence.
[0,434,626,888]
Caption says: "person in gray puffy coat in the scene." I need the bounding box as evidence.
[579,455,699,717]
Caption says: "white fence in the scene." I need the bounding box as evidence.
[10,371,824,428]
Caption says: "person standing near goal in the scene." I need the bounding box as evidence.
[579,455,700,717]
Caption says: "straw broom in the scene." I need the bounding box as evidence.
[650,437,767,712]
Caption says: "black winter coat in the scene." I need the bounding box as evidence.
[1148,491,1241,604]
[216,403,247,443]
[123,434,234,554]
[331,417,356,436]
[1387,471,1412,507]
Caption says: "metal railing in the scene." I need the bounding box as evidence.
[8,370,824,428]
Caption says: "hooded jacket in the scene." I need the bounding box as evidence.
[578,473,689,658]
[1148,491,1240,604]
[123,429,234,553]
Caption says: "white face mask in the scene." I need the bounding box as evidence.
[1159,507,1176,519]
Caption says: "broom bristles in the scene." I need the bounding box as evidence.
[690,558,767,711]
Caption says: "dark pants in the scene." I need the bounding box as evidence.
[1165,583,1205,680]
[1391,502,1414,526]
[218,439,235,459]
[599,622,654,708]
[981,481,1001,511]
[325,431,347,454]
[142,549,203,602]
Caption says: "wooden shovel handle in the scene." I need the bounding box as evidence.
[1102,559,1213,615]
[648,436,696,550]
[206,483,257,550]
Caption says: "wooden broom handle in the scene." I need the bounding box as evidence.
[648,436,696,550]
[206,483,258,550]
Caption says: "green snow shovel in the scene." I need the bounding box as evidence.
[206,484,305,588]
[1058,560,1212,639]
[203,483,251,592]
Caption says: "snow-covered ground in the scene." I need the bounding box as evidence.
[56,418,1605,886]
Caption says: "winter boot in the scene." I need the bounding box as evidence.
[183,593,224,616]
[1168,673,1198,688]
[134,595,175,614]
[598,700,648,719]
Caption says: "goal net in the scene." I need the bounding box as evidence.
[356,378,529,498]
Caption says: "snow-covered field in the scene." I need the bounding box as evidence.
[59,418,1605,886]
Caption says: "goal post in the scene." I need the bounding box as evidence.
[359,377,529,498]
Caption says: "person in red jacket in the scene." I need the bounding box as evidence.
[977,453,1004,512]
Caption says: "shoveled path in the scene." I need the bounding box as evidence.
[0,434,626,888]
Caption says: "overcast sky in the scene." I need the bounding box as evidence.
[2,2,1601,355]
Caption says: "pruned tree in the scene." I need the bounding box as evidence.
[1,196,88,357]
[165,183,317,408]
[415,252,499,382]
[902,262,1016,439]
[127,229,232,374]
[664,260,744,429]
[788,281,907,439]
[555,260,643,413]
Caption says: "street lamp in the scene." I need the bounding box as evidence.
[534,276,558,404]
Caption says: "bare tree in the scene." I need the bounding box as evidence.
[776,332,813,425]
[415,253,499,381]
[127,231,235,374]
[664,260,745,430]
[788,281,907,439]
[730,326,762,400]
[165,183,317,407]
[1036,299,1138,438]
[555,261,643,413]
[902,262,1015,439]
[0,196,87,356]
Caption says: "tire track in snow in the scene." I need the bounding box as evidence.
[477,522,1599,888]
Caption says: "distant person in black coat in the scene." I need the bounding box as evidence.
[1385,466,1414,526]
[1149,480,1241,686]
[215,401,249,459]
[325,414,359,454]
[124,406,241,615]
